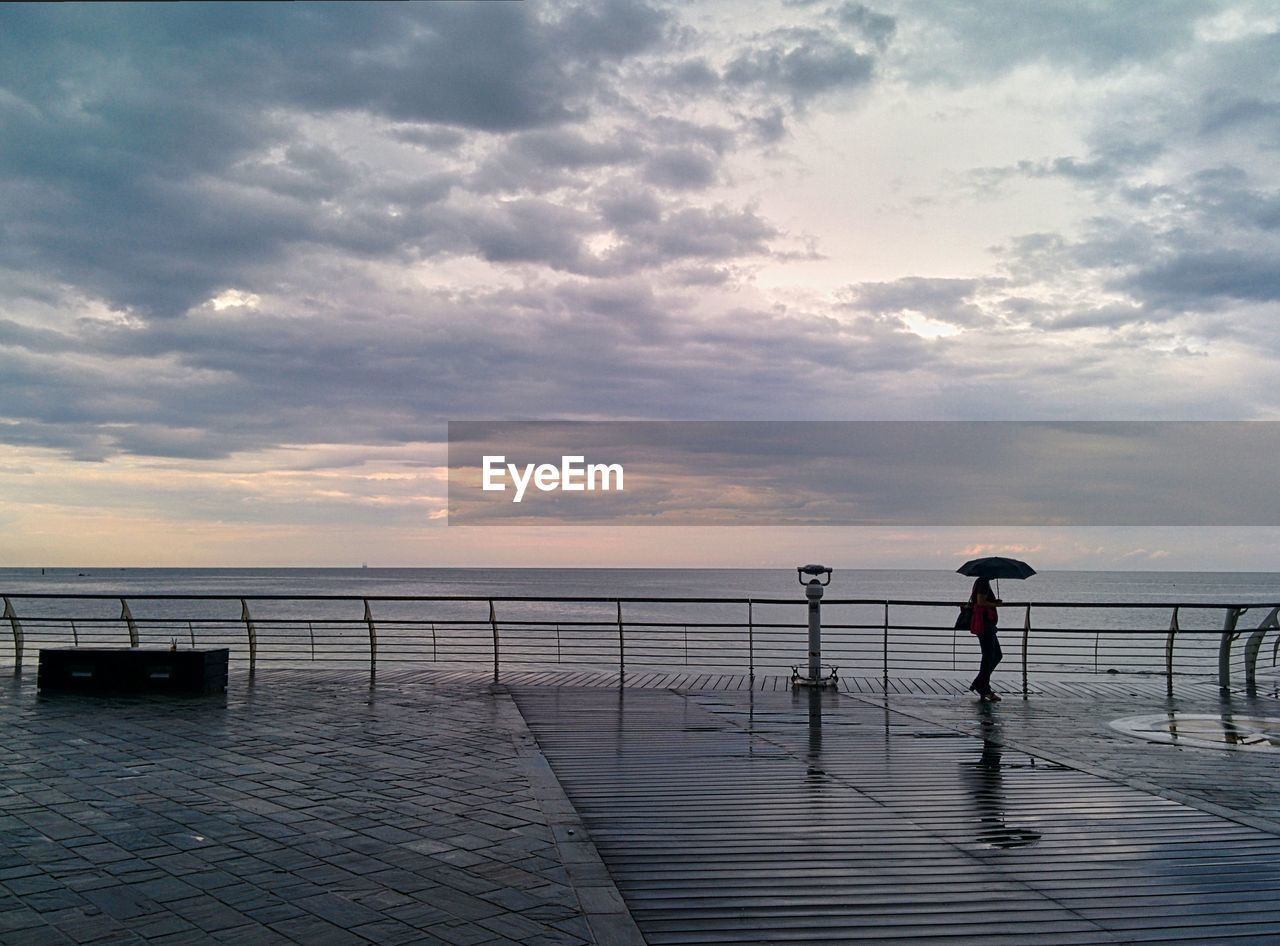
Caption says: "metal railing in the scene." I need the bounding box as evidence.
[3,593,1280,693]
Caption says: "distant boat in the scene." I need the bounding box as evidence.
[361,562,368,569]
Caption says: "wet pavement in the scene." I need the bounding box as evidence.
[867,677,1280,834]
[0,670,640,946]
[4,667,1280,944]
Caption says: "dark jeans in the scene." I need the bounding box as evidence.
[971,630,1002,694]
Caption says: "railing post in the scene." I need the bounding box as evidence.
[617,599,625,682]
[748,599,754,683]
[363,598,377,682]
[1166,606,1180,696]
[1243,606,1280,693]
[3,597,23,676]
[120,598,139,647]
[1022,604,1031,696]
[1218,607,1243,691]
[489,599,499,683]
[241,598,257,678]
[882,602,889,693]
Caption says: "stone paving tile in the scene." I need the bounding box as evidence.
[0,670,628,944]
[6,926,77,946]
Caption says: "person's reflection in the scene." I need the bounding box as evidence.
[964,712,1041,850]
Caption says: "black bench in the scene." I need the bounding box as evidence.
[37,648,229,696]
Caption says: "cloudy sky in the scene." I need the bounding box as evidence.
[2,1,1279,569]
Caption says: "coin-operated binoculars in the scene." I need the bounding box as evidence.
[791,564,838,688]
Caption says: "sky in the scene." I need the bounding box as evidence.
[1,1,1279,570]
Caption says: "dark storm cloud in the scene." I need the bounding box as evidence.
[607,205,779,268]
[990,158,1280,330]
[1191,30,1280,135]
[1198,92,1280,138]
[0,270,932,460]
[848,277,996,328]
[660,59,721,93]
[1041,303,1148,332]
[745,107,788,144]
[471,130,643,194]
[597,188,664,228]
[467,199,599,272]
[642,148,719,190]
[1126,251,1280,309]
[835,3,897,49]
[0,1,670,317]
[388,125,467,152]
[550,0,669,60]
[108,426,234,462]
[0,0,850,475]
[1175,166,1280,233]
[725,28,875,106]
[0,319,78,355]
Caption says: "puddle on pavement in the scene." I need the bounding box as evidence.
[1110,713,1280,751]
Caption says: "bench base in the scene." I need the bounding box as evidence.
[38,648,229,696]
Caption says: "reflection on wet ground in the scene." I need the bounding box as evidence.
[516,686,1280,944]
[965,733,1043,850]
[1111,711,1280,750]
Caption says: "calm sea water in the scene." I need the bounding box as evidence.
[3,568,1279,679]
[3,565,1279,603]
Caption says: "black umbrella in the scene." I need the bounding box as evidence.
[957,557,1036,580]
[957,556,1036,597]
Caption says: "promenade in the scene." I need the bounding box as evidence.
[4,667,1280,944]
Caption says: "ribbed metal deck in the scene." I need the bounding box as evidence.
[345,665,1230,701]
[513,686,1280,944]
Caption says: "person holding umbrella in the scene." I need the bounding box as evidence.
[957,557,1036,702]
[966,575,1003,700]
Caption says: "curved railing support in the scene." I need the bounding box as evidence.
[1244,606,1280,693]
[617,599,625,683]
[489,599,499,683]
[363,598,377,684]
[1165,606,1180,696]
[1021,604,1031,696]
[1218,607,1244,691]
[121,598,139,647]
[3,596,23,675]
[241,598,257,678]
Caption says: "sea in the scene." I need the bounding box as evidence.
[5,565,1279,603]
[3,568,1279,681]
